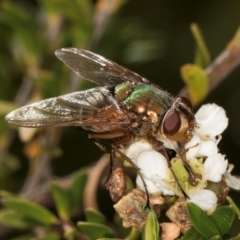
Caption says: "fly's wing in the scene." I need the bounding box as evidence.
[55,48,150,86]
[5,87,130,130]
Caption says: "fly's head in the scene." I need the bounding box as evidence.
[159,97,195,142]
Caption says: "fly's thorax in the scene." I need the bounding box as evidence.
[114,82,136,102]
[115,83,173,125]
[159,97,195,142]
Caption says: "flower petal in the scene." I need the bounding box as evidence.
[136,175,161,194]
[203,153,228,182]
[188,189,217,211]
[195,104,228,140]
[154,180,175,196]
[185,134,202,159]
[136,150,168,181]
[197,140,218,157]
[125,141,153,163]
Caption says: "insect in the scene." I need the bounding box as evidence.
[6,48,196,204]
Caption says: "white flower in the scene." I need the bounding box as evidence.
[136,175,175,196]
[135,150,175,196]
[185,134,202,159]
[136,150,168,181]
[197,140,218,157]
[225,172,240,190]
[136,175,161,194]
[125,141,153,163]
[188,189,218,211]
[157,137,175,150]
[203,153,228,182]
[185,135,218,159]
[195,103,228,140]
[154,180,175,196]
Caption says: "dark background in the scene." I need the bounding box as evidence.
[0,0,240,229]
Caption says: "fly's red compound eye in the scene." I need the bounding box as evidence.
[177,97,192,109]
[163,108,181,136]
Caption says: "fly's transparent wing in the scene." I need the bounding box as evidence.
[5,87,130,131]
[55,48,150,86]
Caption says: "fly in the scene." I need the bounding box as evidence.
[6,48,197,206]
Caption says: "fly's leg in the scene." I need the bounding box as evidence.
[89,130,126,140]
[91,139,109,153]
[147,135,189,199]
[89,131,151,208]
[112,145,151,209]
[161,147,189,199]
[112,134,151,208]
[177,142,202,186]
[89,130,127,183]
[150,135,201,187]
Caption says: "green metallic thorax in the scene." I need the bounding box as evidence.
[115,82,173,119]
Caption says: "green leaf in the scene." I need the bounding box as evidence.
[68,170,88,214]
[142,210,159,240]
[40,0,93,45]
[0,152,20,174]
[1,194,58,226]
[190,23,211,68]
[186,202,219,239]
[0,2,41,63]
[208,236,222,240]
[36,233,60,240]
[85,208,106,224]
[77,222,114,240]
[11,234,35,240]
[51,182,71,221]
[11,232,60,240]
[0,209,34,229]
[209,206,235,236]
[182,227,202,240]
[227,27,240,49]
[180,64,209,105]
[98,239,122,240]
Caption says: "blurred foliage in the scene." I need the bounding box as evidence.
[0,0,240,239]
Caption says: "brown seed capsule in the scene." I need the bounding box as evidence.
[105,168,126,202]
[114,189,165,229]
[166,200,192,233]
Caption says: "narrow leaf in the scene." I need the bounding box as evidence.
[51,182,71,221]
[85,208,106,223]
[2,195,58,226]
[142,210,159,240]
[10,234,35,240]
[182,226,202,240]
[77,222,113,240]
[0,209,33,229]
[227,27,240,49]
[210,206,235,235]
[98,239,122,240]
[187,202,219,239]
[69,170,87,214]
[208,236,222,240]
[191,23,211,68]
